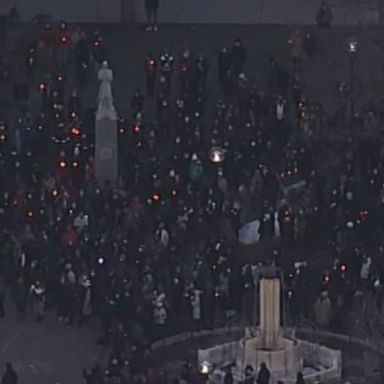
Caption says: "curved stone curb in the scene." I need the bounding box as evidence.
[150,325,384,358]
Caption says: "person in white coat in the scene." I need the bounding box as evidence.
[153,301,167,340]
[73,211,89,233]
[191,289,202,329]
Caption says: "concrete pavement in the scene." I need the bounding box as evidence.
[0,296,102,384]
[132,0,379,26]
[0,0,380,25]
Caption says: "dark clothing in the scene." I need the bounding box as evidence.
[218,50,231,84]
[244,377,254,384]
[231,45,247,75]
[145,0,159,10]
[257,367,270,384]
[316,6,333,27]
[224,372,234,384]
[2,367,17,384]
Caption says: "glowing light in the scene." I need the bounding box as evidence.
[71,127,80,136]
[200,362,212,375]
[26,210,33,218]
[72,161,79,168]
[340,264,347,273]
[358,210,367,218]
[52,189,58,197]
[209,146,225,164]
[39,83,46,92]
[347,37,358,54]
[59,160,67,169]
[323,273,330,283]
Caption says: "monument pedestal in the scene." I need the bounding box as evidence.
[95,61,118,187]
[236,337,300,380]
[95,116,118,186]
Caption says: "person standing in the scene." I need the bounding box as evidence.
[223,366,234,384]
[256,363,270,384]
[244,365,254,384]
[191,288,202,330]
[144,0,160,32]
[316,1,333,28]
[230,38,247,76]
[2,363,17,384]
[314,291,332,329]
[296,372,305,384]
[31,281,46,322]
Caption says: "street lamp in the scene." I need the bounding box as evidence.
[209,146,225,164]
[346,36,359,118]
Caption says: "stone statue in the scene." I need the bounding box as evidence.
[97,61,117,120]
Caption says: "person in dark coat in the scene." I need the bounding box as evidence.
[316,1,333,28]
[223,366,234,384]
[230,38,247,76]
[218,46,231,87]
[144,0,160,32]
[2,363,17,384]
[256,363,270,384]
[296,372,305,384]
[243,365,254,384]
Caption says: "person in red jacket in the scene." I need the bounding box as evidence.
[61,223,77,248]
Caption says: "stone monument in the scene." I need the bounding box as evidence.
[198,275,342,384]
[259,278,281,349]
[95,61,118,187]
[236,278,300,379]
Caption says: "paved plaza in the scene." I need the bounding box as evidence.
[0,294,103,384]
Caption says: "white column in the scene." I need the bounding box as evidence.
[259,278,280,349]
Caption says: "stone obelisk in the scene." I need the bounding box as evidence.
[95,61,118,187]
[259,278,281,349]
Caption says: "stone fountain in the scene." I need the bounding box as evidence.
[198,277,342,384]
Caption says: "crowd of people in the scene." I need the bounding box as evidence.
[0,6,382,384]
